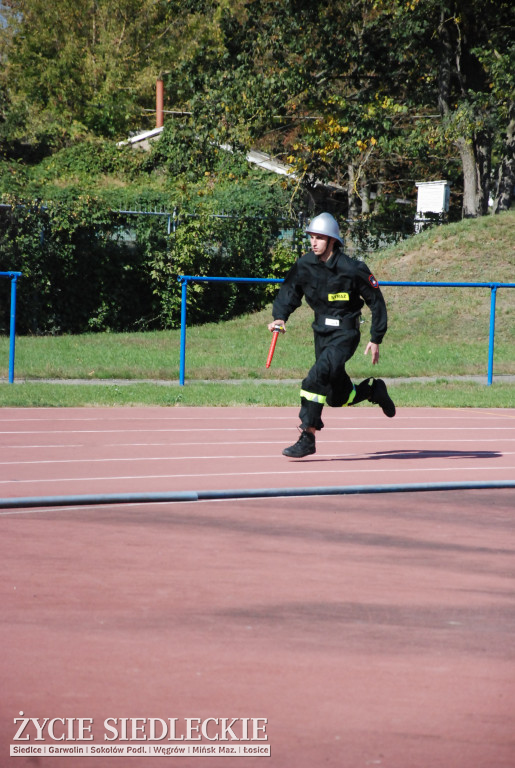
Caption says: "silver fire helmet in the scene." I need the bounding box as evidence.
[305,212,343,244]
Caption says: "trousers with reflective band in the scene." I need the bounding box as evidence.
[300,389,327,404]
[301,386,357,407]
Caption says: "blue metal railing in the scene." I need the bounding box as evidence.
[1,271,22,384]
[178,276,515,387]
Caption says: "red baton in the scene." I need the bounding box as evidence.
[266,325,284,368]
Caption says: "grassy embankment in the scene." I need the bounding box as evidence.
[1,210,514,408]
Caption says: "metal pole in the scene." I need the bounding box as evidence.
[9,273,19,384]
[179,278,188,386]
[156,79,164,129]
[487,284,498,386]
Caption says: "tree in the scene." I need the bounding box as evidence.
[416,0,515,216]
[0,0,177,150]
[162,1,444,217]
[174,0,514,218]
[2,0,513,220]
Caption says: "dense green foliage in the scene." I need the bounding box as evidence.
[0,1,513,338]
[0,196,157,333]
[0,198,298,334]
[0,141,298,334]
[0,0,177,146]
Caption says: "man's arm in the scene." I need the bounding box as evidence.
[271,261,304,324]
[356,262,387,345]
[364,341,380,364]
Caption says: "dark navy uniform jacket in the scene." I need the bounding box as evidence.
[272,248,388,344]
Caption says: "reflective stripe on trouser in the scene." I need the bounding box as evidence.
[300,386,360,407]
[306,384,356,409]
[300,389,327,405]
[343,385,356,406]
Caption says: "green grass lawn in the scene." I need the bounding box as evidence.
[0,379,513,409]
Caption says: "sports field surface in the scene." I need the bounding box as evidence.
[1,406,514,767]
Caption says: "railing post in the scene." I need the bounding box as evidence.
[8,273,21,384]
[487,284,498,386]
[179,277,188,386]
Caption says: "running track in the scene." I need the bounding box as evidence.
[0,406,514,767]
[1,406,514,498]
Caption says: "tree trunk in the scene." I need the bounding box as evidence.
[437,8,492,219]
[456,137,479,217]
[360,175,370,214]
[492,103,515,213]
[347,163,360,219]
[474,129,492,216]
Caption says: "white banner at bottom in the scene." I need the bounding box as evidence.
[11,744,270,757]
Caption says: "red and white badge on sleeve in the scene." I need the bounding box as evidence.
[369,274,379,288]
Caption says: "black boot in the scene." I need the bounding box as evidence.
[369,378,396,418]
[282,430,316,458]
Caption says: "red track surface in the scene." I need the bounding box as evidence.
[1,406,514,767]
[1,406,514,497]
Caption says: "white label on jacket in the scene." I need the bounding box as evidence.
[325,318,340,327]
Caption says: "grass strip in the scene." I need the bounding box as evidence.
[0,380,513,408]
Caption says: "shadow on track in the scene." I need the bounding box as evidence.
[299,449,503,463]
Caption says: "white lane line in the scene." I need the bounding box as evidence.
[1,450,513,468]
[113,437,515,450]
[3,437,514,451]
[1,445,85,450]
[1,426,514,437]
[2,465,514,487]
[0,502,172,517]
[3,411,505,423]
